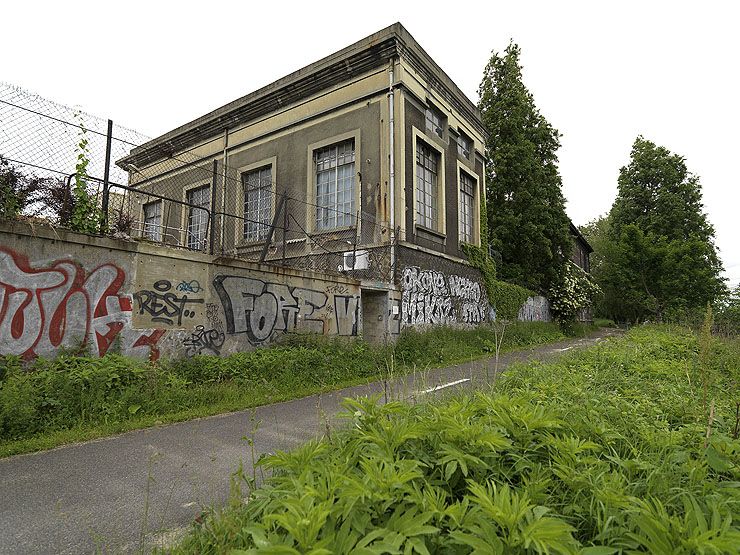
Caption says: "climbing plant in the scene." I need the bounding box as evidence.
[70,116,102,233]
[461,243,533,320]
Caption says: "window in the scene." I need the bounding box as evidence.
[458,132,472,159]
[143,200,162,241]
[416,140,439,229]
[425,106,444,138]
[242,166,272,241]
[315,139,355,230]
[186,185,210,250]
[459,171,475,243]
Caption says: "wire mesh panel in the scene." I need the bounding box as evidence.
[0,83,397,278]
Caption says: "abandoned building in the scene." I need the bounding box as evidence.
[116,22,492,346]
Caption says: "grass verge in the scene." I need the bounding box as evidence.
[0,321,569,458]
[170,325,740,553]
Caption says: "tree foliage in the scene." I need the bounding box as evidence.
[587,137,725,322]
[478,43,571,293]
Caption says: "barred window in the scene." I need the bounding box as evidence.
[242,166,272,241]
[315,139,355,230]
[416,141,439,229]
[143,200,162,241]
[459,171,475,243]
[186,185,210,250]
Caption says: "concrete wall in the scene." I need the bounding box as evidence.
[0,221,361,360]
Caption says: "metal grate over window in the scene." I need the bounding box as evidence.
[186,185,210,250]
[143,200,162,241]
[242,166,272,241]
[416,140,439,230]
[459,171,475,243]
[315,139,355,231]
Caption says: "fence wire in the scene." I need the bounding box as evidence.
[1,84,395,282]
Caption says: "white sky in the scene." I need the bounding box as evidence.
[2,1,738,288]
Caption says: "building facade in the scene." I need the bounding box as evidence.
[118,23,491,343]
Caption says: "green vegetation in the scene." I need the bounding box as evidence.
[172,326,740,554]
[478,42,571,294]
[460,243,534,321]
[583,137,726,324]
[0,322,566,457]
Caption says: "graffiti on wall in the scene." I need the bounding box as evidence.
[400,266,487,326]
[183,325,225,356]
[518,296,551,322]
[0,248,165,359]
[213,275,359,345]
[133,280,204,327]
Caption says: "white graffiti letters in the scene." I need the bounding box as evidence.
[401,267,487,326]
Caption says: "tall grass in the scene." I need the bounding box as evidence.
[0,322,566,455]
[171,326,740,553]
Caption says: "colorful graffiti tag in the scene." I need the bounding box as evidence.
[0,248,164,359]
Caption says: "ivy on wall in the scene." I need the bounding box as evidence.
[461,243,533,320]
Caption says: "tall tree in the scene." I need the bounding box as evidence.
[599,137,725,321]
[478,43,571,293]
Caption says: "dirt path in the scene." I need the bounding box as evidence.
[0,328,621,554]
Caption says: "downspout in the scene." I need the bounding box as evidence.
[388,59,396,284]
[220,127,229,253]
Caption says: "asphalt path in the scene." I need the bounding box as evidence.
[0,328,621,554]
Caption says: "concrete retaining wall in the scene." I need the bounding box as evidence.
[0,221,361,360]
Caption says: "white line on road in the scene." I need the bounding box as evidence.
[555,346,574,352]
[421,378,470,394]
[181,502,196,508]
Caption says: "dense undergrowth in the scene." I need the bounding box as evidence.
[0,321,567,456]
[172,326,740,554]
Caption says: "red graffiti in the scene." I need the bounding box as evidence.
[133,329,167,362]
[0,248,163,359]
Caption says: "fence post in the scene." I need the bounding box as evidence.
[209,159,218,254]
[282,196,289,264]
[100,119,113,232]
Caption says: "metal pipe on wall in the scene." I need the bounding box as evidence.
[388,59,396,283]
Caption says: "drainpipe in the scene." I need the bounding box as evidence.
[220,127,229,253]
[388,59,396,284]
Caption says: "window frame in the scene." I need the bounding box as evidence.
[142,199,163,242]
[425,104,445,139]
[456,161,481,246]
[182,181,211,251]
[235,156,277,246]
[411,127,446,236]
[457,130,473,160]
[306,130,361,234]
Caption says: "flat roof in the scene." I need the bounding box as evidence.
[118,23,483,169]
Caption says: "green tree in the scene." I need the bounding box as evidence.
[478,43,571,293]
[599,137,725,322]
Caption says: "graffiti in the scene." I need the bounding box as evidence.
[334,296,359,336]
[401,266,487,326]
[176,280,203,293]
[0,247,164,359]
[133,280,204,326]
[215,275,335,344]
[326,284,349,295]
[518,296,551,322]
[131,329,168,361]
[183,325,225,356]
[205,302,224,331]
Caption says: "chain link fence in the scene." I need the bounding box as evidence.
[1,83,395,282]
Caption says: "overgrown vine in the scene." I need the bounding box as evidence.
[70,114,102,233]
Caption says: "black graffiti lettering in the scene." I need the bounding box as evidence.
[213,275,357,345]
[183,325,225,356]
[133,283,204,326]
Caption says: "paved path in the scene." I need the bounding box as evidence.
[0,329,621,554]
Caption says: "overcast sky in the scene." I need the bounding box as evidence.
[3,1,738,287]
